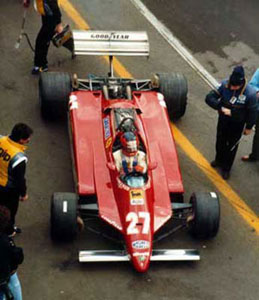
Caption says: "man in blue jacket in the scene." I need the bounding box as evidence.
[205,66,257,179]
[241,68,259,162]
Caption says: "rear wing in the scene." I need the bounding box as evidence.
[73,30,149,56]
[72,30,149,76]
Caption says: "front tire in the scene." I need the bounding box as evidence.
[39,72,72,120]
[51,192,78,241]
[189,192,220,239]
[156,72,188,120]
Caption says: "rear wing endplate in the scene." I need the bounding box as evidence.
[73,30,149,57]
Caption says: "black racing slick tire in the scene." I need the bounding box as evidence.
[189,192,220,239]
[156,72,188,120]
[51,192,78,241]
[39,72,72,120]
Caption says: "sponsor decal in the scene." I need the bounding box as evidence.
[237,94,246,104]
[130,189,144,205]
[69,95,78,110]
[105,137,112,149]
[132,240,150,250]
[130,198,144,205]
[157,92,166,107]
[117,177,130,191]
[138,256,147,262]
[157,93,164,101]
[132,252,149,257]
[90,33,130,40]
[130,189,143,199]
[103,117,111,139]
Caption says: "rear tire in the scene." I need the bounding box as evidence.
[189,192,220,239]
[156,72,188,120]
[39,72,72,120]
[51,192,78,241]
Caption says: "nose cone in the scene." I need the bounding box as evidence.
[131,250,151,272]
[126,237,153,272]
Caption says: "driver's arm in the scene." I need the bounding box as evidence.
[135,151,147,173]
[113,150,123,172]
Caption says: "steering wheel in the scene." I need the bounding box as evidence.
[117,117,135,132]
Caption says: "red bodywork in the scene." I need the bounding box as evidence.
[69,90,184,272]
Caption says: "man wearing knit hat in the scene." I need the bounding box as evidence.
[205,66,257,179]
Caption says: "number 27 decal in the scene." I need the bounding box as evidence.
[126,212,150,235]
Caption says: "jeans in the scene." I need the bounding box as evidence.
[0,273,22,300]
[215,116,244,171]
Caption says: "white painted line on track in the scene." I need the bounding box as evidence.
[130,0,219,89]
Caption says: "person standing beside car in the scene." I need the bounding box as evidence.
[23,0,63,74]
[241,68,259,162]
[205,66,257,179]
[0,205,24,300]
[0,123,33,236]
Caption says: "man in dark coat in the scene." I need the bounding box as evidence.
[205,66,257,179]
[23,0,63,74]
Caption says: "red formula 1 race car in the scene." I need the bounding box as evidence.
[39,31,220,272]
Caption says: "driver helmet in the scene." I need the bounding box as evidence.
[120,132,138,156]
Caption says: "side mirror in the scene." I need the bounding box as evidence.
[148,161,158,170]
[107,162,116,171]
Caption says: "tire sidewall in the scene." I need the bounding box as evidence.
[39,72,72,120]
[189,192,220,239]
[51,192,78,241]
[157,72,188,120]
